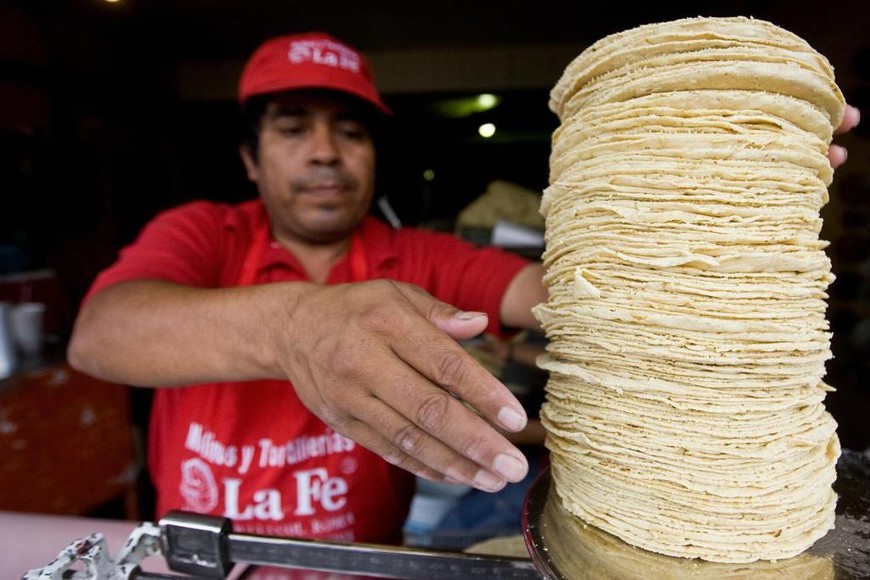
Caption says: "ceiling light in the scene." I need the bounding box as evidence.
[478,123,496,138]
[431,94,502,118]
[476,94,499,109]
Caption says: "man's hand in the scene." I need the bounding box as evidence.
[69,278,531,492]
[276,279,530,492]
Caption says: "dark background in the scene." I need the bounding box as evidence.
[2,0,869,451]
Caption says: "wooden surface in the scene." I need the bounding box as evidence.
[0,361,141,518]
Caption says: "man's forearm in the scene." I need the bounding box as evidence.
[500,262,547,331]
[67,279,308,387]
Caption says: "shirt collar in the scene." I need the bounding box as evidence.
[237,199,398,281]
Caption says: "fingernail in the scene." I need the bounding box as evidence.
[497,405,527,431]
[473,468,507,492]
[493,452,528,482]
[455,310,486,320]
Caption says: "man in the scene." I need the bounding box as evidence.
[68,31,859,543]
[68,32,547,542]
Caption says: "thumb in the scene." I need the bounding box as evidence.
[394,282,490,340]
[432,309,489,341]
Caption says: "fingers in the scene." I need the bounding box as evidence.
[398,320,528,432]
[371,328,529,489]
[829,105,861,168]
[394,285,529,434]
[387,375,528,485]
[335,388,525,491]
[337,413,451,485]
[835,104,861,135]
[828,144,848,169]
[351,282,529,488]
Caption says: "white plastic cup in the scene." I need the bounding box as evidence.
[0,302,17,378]
[10,302,46,357]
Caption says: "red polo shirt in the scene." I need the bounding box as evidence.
[84,199,530,543]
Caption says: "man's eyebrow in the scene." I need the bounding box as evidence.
[267,104,367,124]
[335,111,367,123]
[269,105,308,118]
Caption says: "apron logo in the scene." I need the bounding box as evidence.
[179,458,219,512]
[220,468,349,521]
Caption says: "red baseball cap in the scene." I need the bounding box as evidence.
[238,32,391,115]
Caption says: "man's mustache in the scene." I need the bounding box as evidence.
[291,169,358,192]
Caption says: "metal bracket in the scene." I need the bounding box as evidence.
[159,511,234,579]
[22,522,163,580]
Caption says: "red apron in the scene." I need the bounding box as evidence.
[148,213,414,542]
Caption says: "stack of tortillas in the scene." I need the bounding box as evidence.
[533,16,846,564]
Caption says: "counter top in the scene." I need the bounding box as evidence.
[1,510,382,579]
[1,510,174,578]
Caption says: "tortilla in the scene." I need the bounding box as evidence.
[535,16,845,563]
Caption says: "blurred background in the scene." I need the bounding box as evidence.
[1,0,868,525]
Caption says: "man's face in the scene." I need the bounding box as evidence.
[241,91,377,245]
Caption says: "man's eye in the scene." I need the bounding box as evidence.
[276,124,305,136]
[337,123,368,141]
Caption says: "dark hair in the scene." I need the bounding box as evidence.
[239,95,269,164]
[238,91,388,164]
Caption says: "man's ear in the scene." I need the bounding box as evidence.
[239,144,258,182]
